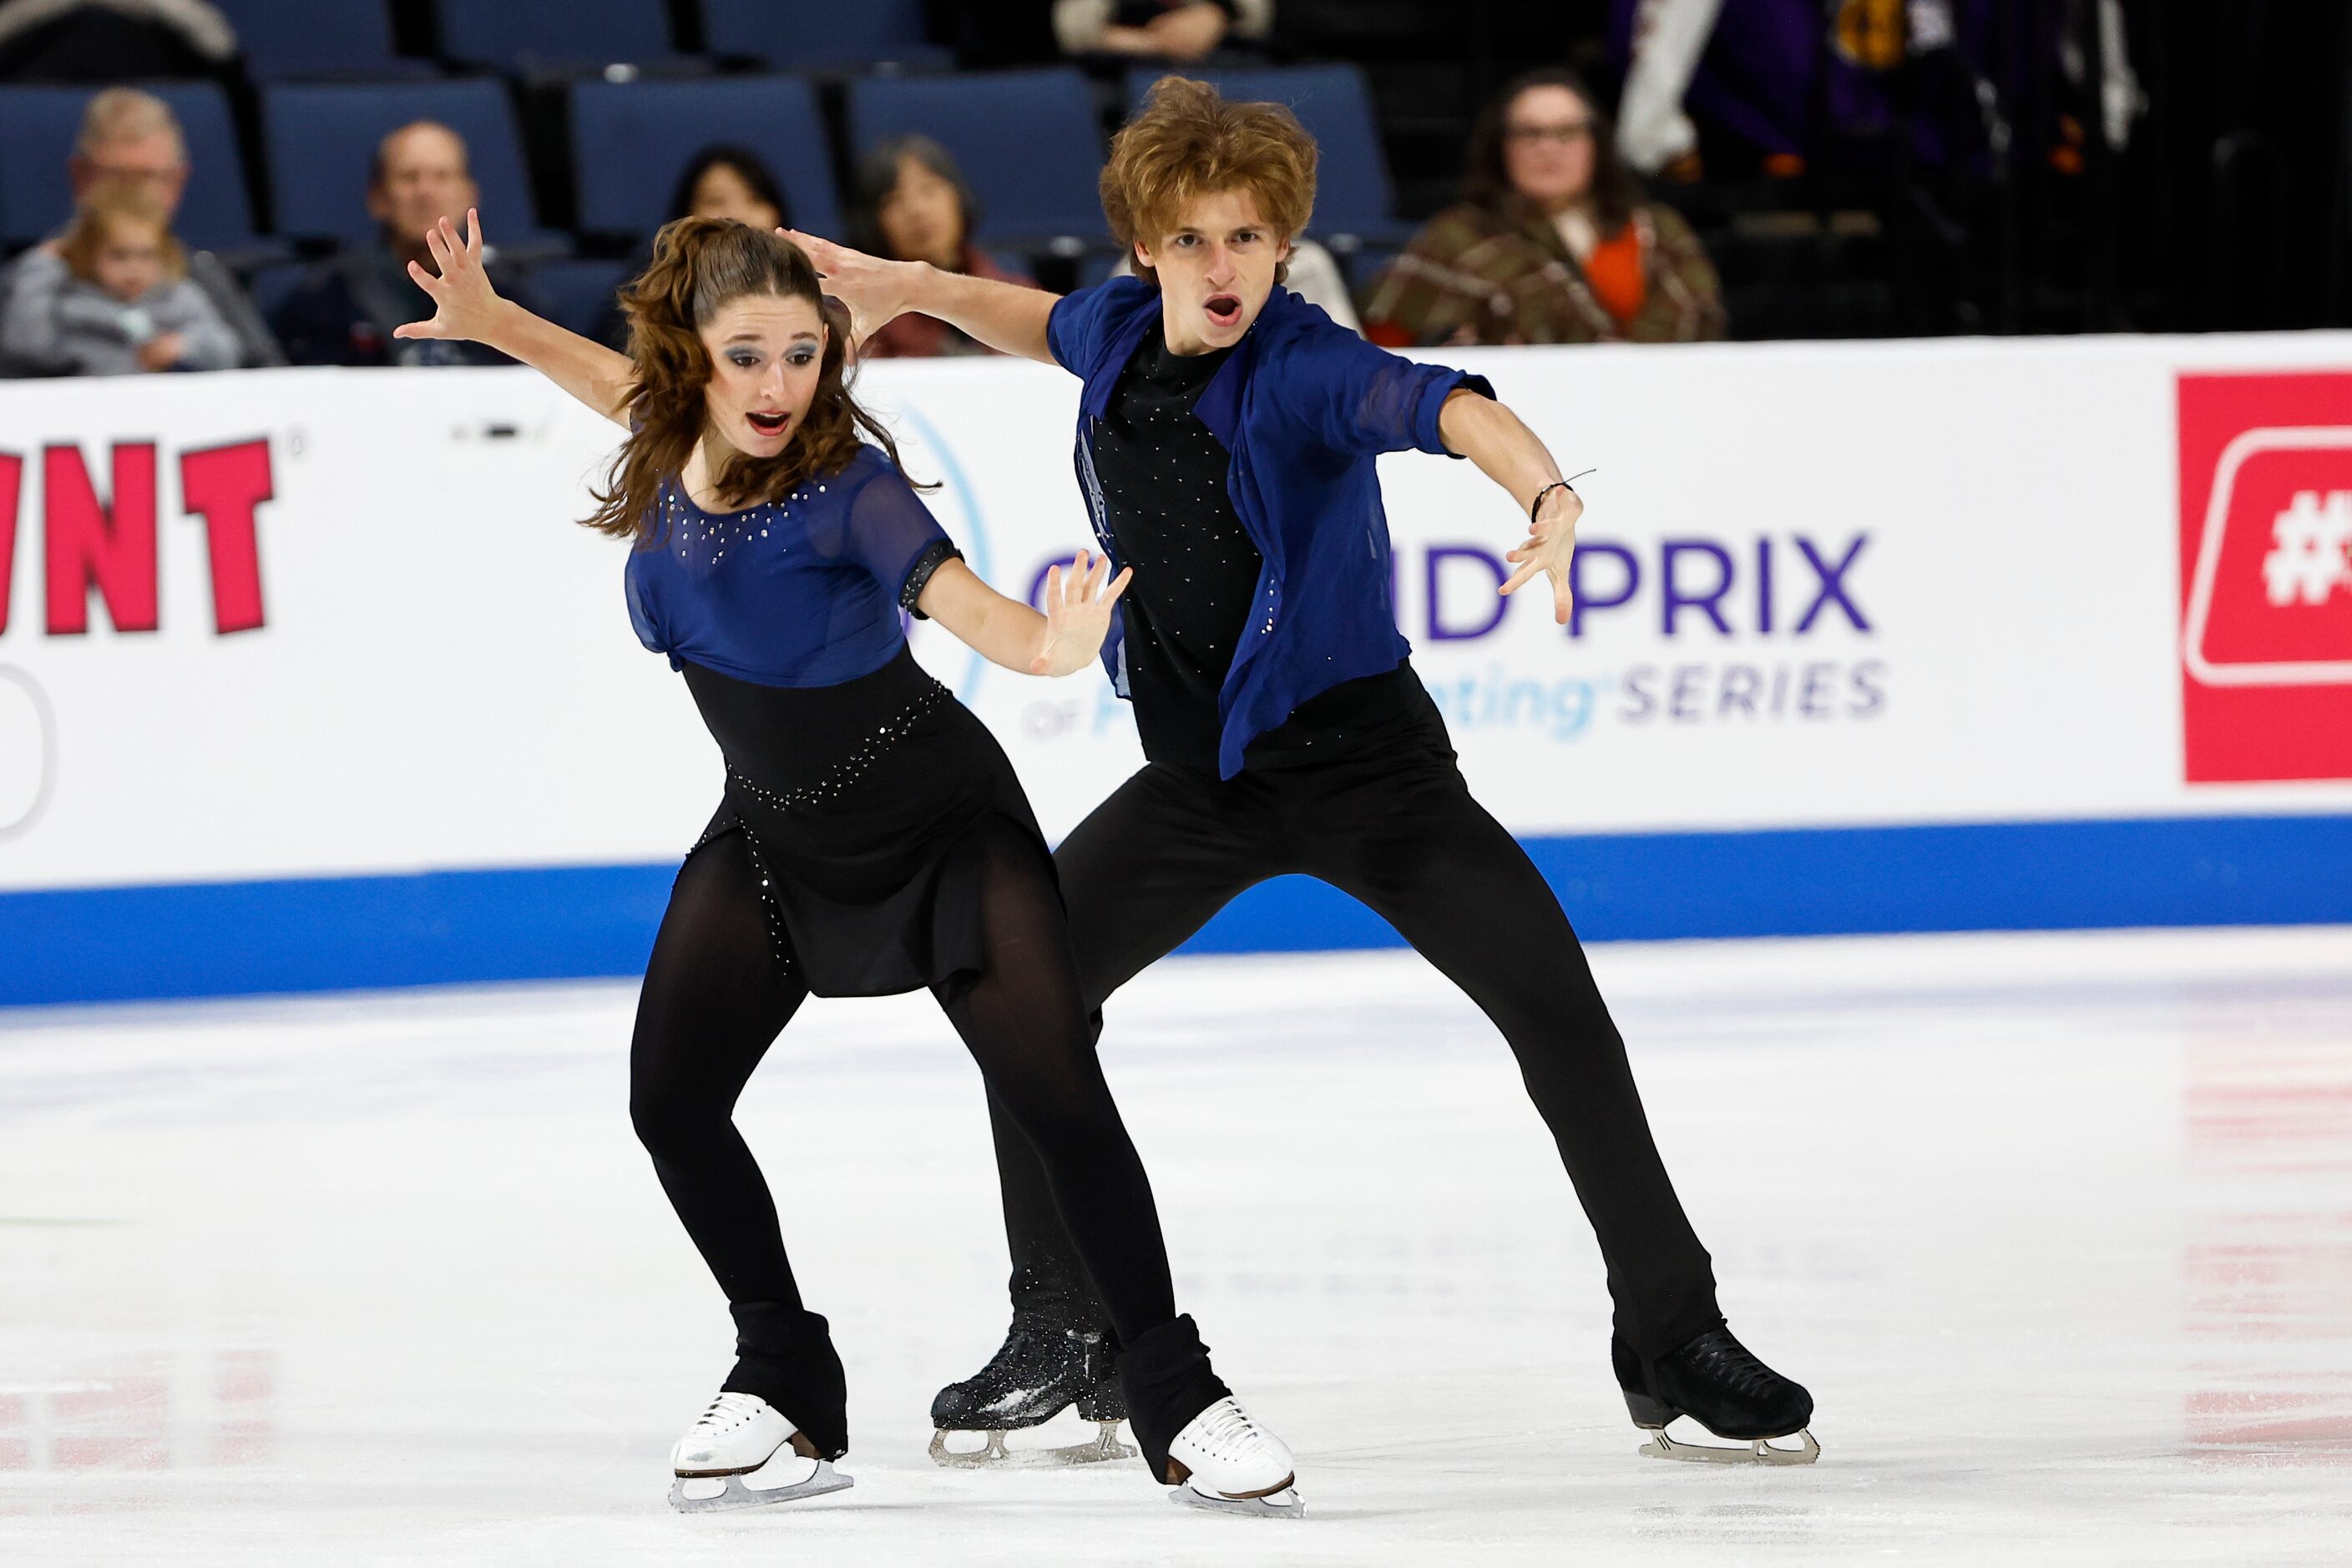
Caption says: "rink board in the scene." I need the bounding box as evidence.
[3,331,2349,1002]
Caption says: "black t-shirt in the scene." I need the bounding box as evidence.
[1090,321,1415,771]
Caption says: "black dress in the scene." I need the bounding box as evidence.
[682,648,1050,996]
[621,443,1049,996]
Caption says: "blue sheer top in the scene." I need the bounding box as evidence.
[624,443,957,689]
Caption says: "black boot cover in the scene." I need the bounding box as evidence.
[721,1301,850,1460]
[1117,1314,1231,1484]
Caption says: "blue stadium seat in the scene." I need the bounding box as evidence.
[701,0,951,69]
[0,82,257,252]
[1124,64,1406,246]
[262,80,549,245]
[570,77,842,242]
[534,256,631,339]
[847,69,1104,245]
[210,0,428,81]
[433,0,686,73]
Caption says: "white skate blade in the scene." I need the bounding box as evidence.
[1638,1425,1820,1466]
[928,1421,1135,1469]
[669,1455,853,1513]
[1171,1479,1305,1520]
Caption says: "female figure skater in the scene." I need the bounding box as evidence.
[793,75,1815,1474]
[395,210,1302,1519]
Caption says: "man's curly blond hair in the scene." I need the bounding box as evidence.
[1101,76,1318,287]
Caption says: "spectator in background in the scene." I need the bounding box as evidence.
[272,119,549,367]
[595,145,792,348]
[0,86,273,375]
[1363,68,1724,346]
[1053,0,1272,63]
[0,180,235,373]
[850,134,1036,359]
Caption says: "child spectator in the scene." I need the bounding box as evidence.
[0,181,235,374]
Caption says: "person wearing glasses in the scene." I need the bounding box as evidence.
[0,88,276,376]
[1363,68,1725,347]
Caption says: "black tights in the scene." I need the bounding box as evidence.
[986,701,1725,1362]
[629,819,1193,1460]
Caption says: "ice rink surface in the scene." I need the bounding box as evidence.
[3,926,2349,1566]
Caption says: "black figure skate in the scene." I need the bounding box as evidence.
[928,1317,1133,1468]
[1614,1325,1819,1464]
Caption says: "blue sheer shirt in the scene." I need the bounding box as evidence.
[1048,277,1495,777]
[624,443,953,689]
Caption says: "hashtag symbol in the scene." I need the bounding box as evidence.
[2261,490,2352,606]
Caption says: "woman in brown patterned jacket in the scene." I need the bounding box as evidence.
[1363,68,1726,347]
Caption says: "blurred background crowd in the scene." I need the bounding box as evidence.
[0,0,2335,378]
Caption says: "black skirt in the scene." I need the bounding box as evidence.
[678,645,1050,998]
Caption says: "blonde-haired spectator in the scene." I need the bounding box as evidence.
[1,180,235,374]
[0,86,275,376]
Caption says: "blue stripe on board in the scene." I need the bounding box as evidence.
[3,815,2347,1007]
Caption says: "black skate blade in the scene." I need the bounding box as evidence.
[670,1457,854,1511]
[1637,1424,1820,1466]
[929,1421,1134,1469]
[1171,1482,1306,1520]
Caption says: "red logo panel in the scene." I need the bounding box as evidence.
[2177,373,2352,782]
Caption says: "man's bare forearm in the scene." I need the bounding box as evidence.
[1439,387,1563,511]
[903,266,1062,365]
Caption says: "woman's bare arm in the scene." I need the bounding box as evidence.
[395,210,636,426]
[915,552,1131,675]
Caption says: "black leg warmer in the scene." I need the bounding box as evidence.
[720,1301,849,1460]
[1118,1314,1231,1483]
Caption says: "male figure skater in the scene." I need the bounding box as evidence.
[794,76,1816,1469]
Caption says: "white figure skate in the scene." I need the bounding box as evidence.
[1164,1396,1304,1520]
[666,1392,853,1513]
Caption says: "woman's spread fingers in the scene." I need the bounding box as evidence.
[465,207,483,256]
[1104,567,1134,604]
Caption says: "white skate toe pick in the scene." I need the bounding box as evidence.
[1165,1396,1304,1520]
[666,1392,853,1514]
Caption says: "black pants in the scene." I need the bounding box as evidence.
[985,689,1724,1362]
[629,818,1223,1471]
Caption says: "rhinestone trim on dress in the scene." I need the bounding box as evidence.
[723,680,951,814]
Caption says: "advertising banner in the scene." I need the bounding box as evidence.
[3,330,2349,1001]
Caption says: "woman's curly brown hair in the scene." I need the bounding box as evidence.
[584,217,919,542]
[1102,76,1316,288]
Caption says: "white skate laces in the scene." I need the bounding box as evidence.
[1166,1396,1304,1520]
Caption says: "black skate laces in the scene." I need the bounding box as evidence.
[1677,1331,1779,1399]
[692,1392,767,1434]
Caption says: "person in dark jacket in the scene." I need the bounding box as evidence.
[794,75,1817,1474]
[271,119,548,367]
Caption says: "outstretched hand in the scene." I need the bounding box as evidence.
[780,228,916,351]
[1500,484,1584,625]
[1031,550,1134,676]
[394,209,508,346]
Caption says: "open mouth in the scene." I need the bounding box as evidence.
[1204,294,1243,330]
[746,410,790,437]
